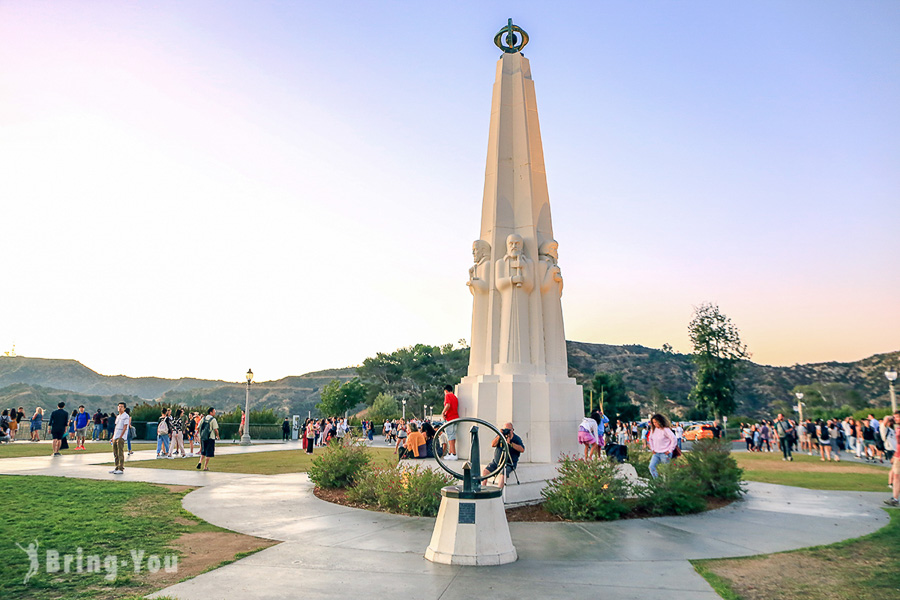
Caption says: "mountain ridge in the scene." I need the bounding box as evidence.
[2,343,897,419]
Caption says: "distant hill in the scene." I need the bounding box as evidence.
[0,356,228,398]
[566,341,899,417]
[2,345,897,420]
[0,382,144,415]
[155,368,357,418]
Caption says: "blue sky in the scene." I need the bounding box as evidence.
[1,1,898,381]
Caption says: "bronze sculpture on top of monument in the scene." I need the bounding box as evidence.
[455,19,585,504]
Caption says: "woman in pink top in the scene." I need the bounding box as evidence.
[647,413,677,478]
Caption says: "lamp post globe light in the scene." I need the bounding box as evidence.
[886,369,898,413]
[402,399,407,421]
[795,392,805,422]
[240,368,253,446]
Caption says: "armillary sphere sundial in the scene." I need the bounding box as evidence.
[431,417,510,497]
[426,417,517,565]
[494,18,529,54]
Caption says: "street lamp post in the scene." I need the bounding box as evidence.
[886,369,898,413]
[794,392,805,423]
[240,368,253,445]
[402,399,407,421]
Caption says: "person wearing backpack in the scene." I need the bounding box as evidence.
[156,408,172,458]
[196,407,219,471]
[774,414,794,461]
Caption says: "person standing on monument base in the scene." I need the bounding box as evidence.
[442,385,459,460]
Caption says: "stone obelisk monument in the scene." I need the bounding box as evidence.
[457,20,583,499]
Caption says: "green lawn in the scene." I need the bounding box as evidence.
[1,475,272,600]
[0,442,156,459]
[735,452,889,491]
[115,447,397,475]
[693,509,900,600]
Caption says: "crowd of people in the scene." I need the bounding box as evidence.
[737,413,897,464]
[6,388,898,506]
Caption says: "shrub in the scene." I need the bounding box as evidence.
[634,461,707,516]
[307,440,371,489]
[346,464,452,517]
[626,444,652,479]
[683,438,745,499]
[542,456,631,521]
[347,466,399,510]
[398,466,453,516]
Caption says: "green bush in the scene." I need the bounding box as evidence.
[627,443,652,479]
[634,461,707,516]
[307,440,371,489]
[347,467,396,509]
[542,456,631,521]
[399,466,453,516]
[683,437,745,499]
[346,464,451,517]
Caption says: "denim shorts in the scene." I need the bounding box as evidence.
[445,422,458,441]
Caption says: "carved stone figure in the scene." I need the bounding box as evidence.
[538,239,566,374]
[467,240,492,375]
[495,234,534,365]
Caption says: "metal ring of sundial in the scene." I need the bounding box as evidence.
[432,417,510,482]
[493,18,529,54]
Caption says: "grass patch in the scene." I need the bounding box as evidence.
[693,509,900,600]
[0,443,156,459]
[117,447,397,475]
[1,475,273,600]
[735,452,888,491]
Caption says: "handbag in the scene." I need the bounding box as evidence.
[671,445,682,459]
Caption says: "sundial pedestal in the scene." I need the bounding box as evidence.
[425,418,517,566]
[425,485,517,566]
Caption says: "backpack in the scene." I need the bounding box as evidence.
[199,416,213,441]
[157,418,169,436]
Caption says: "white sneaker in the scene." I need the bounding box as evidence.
[167,456,175,459]
[109,470,117,473]
[114,470,123,474]
[445,454,458,461]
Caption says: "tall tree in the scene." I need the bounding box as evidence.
[367,392,401,424]
[587,372,639,424]
[316,378,367,417]
[688,303,750,420]
[356,343,469,411]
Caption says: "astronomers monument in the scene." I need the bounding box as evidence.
[457,21,583,501]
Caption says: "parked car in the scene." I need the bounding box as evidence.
[682,424,714,441]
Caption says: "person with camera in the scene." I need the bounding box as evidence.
[482,422,525,489]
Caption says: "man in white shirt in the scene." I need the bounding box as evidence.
[674,422,684,450]
[109,402,130,474]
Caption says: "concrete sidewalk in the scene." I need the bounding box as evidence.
[151,476,889,600]
[2,444,891,600]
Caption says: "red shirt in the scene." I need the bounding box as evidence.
[443,391,459,421]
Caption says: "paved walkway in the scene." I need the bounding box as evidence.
[1,442,891,600]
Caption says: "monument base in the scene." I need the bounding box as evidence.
[456,373,583,465]
[425,486,517,566]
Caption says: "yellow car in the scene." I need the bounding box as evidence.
[682,424,714,442]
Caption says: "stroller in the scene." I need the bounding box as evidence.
[604,441,628,463]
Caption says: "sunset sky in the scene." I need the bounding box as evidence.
[2,1,898,382]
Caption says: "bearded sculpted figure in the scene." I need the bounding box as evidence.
[466,240,492,375]
[495,233,534,365]
[538,239,566,375]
